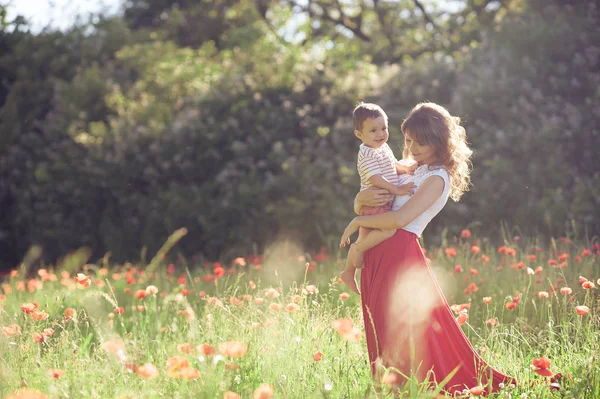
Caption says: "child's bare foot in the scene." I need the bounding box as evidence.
[348,243,365,269]
[340,270,360,295]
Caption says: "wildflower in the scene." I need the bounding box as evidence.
[177,343,195,354]
[581,249,592,257]
[253,384,274,399]
[48,369,64,379]
[254,298,265,305]
[213,266,225,278]
[481,254,489,262]
[145,285,159,295]
[265,288,280,298]
[575,305,590,316]
[219,342,248,358]
[114,307,125,314]
[531,357,553,376]
[534,266,543,274]
[527,254,536,262]
[136,363,159,379]
[339,292,350,300]
[483,297,492,304]
[269,303,282,311]
[177,367,201,380]
[538,291,549,299]
[33,333,45,343]
[286,303,299,312]
[101,339,127,361]
[471,245,481,254]
[224,392,241,399]
[314,351,323,361]
[505,302,517,310]
[166,356,190,378]
[456,312,468,325]
[560,287,572,295]
[582,281,595,289]
[131,290,146,300]
[20,303,38,314]
[470,268,479,276]
[454,265,463,273]
[469,385,484,396]
[64,308,76,317]
[2,324,22,337]
[445,247,457,257]
[486,318,497,326]
[249,281,256,289]
[198,344,216,356]
[515,261,525,270]
[460,229,471,238]
[333,318,361,341]
[74,273,91,288]
[233,257,246,266]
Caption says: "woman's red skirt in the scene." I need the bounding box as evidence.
[360,229,515,395]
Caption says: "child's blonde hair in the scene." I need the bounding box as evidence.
[401,102,472,201]
[353,102,388,132]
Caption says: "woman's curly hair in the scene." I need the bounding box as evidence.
[401,102,473,201]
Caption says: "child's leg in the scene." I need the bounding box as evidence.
[349,228,396,269]
[340,227,370,295]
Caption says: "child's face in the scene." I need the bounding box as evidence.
[404,133,437,165]
[354,116,389,149]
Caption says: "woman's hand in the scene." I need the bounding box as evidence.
[355,187,395,214]
[340,218,360,248]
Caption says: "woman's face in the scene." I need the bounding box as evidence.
[404,134,437,165]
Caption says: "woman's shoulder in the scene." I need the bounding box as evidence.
[415,165,448,181]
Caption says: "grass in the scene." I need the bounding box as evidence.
[0,230,599,398]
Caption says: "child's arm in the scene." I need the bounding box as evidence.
[396,161,418,175]
[368,175,415,197]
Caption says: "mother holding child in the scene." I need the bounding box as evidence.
[339,102,515,395]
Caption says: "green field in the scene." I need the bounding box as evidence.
[1,231,599,398]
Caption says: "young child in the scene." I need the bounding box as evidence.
[340,102,416,295]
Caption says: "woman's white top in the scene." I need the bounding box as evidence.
[391,165,451,237]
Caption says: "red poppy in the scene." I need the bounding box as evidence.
[460,229,471,238]
[576,305,590,316]
[531,357,553,376]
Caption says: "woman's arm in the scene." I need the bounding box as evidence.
[341,176,444,246]
[354,187,401,215]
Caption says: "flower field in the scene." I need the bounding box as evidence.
[1,229,599,399]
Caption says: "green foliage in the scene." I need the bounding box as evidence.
[0,1,598,265]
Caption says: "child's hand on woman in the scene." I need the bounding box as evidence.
[394,182,416,196]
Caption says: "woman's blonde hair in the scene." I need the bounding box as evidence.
[401,102,472,201]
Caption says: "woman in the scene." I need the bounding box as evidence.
[340,103,515,395]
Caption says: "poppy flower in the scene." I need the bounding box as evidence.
[339,292,350,300]
[445,248,457,257]
[582,281,595,289]
[483,297,492,304]
[505,302,517,310]
[471,245,481,254]
[538,291,549,299]
[560,287,572,295]
[224,392,241,399]
[198,344,216,356]
[2,324,22,337]
[213,266,225,278]
[285,303,299,312]
[219,341,248,358]
[48,369,64,379]
[333,318,361,341]
[460,229,471,238]
[531,357,553,377]
[177,343,195,354]
[136,363,159,379]
[486,318,497,326]
[575,305,590,315]
[469,385,484,396]
[101,339,127,361]
[456,312,468,325]
[20,303,38,314]
[454,265,463,273]
[135,290,147,299]
[314,351,323,361]
[74,273,92,287]
[253,383,274,399]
